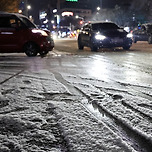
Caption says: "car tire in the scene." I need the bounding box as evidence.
[91,46,98,52]
[90,42,98,52]
[78,37,84,50]
[24,42,39,57]
[123,45,131,50]
[148,36,152,44]
[133,37,137,43]
[39,51,48,57]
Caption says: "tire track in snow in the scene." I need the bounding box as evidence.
[106,79,152,119]
[0,70,24,85]
[76,86,152,152]
[52,72,151,152]
[95,85,152,121]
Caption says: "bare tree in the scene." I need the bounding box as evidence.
[0,0,20,13]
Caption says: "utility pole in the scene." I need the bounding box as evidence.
[56,0,65,27]
[24,0,28,16]
[57,0,61,28]
[57,0,61,11]
[100,0,102,9]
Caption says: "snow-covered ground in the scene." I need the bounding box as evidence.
[0,50,152,151]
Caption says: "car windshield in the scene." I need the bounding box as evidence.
[19,17,37,29]
[147,24,152,31]
[92,23,119,31]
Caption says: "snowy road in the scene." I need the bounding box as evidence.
[0,40,152,152]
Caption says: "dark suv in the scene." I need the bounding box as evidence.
[132,23,152,44]
[0,12,54,56]
[78,22,132,51]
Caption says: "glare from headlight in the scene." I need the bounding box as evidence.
[32,29,48,36]
[127,33,133,38]
[53,34,57,39]
[95,34,106,40]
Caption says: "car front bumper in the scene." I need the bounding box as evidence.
[39,36,54,52]
[92,37,132,48]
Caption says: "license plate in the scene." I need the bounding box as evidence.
[111,38,123,43]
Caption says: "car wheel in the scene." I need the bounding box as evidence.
[123,45,131,50]
[39,51,48,57]
[91,44,98,52]
[24,42,38,57]
[133,37,137,43]
[148,36,152,44]
[78,37,84,50]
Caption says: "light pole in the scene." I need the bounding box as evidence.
[27,5,31,17]
[57,0,61,28]
[24,0,28,16]
[75,15,84,29]
[56,0,65,28]
[96,7,101,21]
[24,0,31,17]
[75,15,84,22]
[100,0,102,9]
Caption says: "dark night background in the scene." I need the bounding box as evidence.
[27,0,150,27]
[28,0,131,23]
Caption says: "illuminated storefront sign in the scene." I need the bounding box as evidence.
[62,12,73,16]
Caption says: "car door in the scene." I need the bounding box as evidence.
[139,25,148,41]
[82,25,91,46]
[0,16,23,52]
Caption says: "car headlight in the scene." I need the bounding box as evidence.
[95,34,106,40]
[32,29,48,36]
[127,33,133,38]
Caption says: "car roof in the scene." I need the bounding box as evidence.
[143,23,152,26]
[84,21,116,26]
[0,12,27,18]
[89,21,115,24]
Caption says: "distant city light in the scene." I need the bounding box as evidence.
[39,11,47,20]
[80,20,83,24]
[27,5,31,10]
[53,9,57,13]
[18,10,22,14]
[66,0,78,2]
[97,7,100,11]
[51,20,55,24]
[62,12,73,17]
[43,19,48,24]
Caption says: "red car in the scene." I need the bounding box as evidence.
[0,12,54,56]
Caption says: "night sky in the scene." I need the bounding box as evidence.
[93,0,133,9]
[29,0,145,11]
[28,0,145,24]
[29,0,131,12]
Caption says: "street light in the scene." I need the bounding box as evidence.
[75,15,84,20]
[18,10,22,14]
[51,20,55,24]
[97,7,101,11]
[96,7,101,21]
[53,9,57,13]
[75,15,79,19]
[75,16,84,26]
[27,5,31,10]
[27,5,31,17]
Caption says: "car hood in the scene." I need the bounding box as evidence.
[94,29,127,38]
